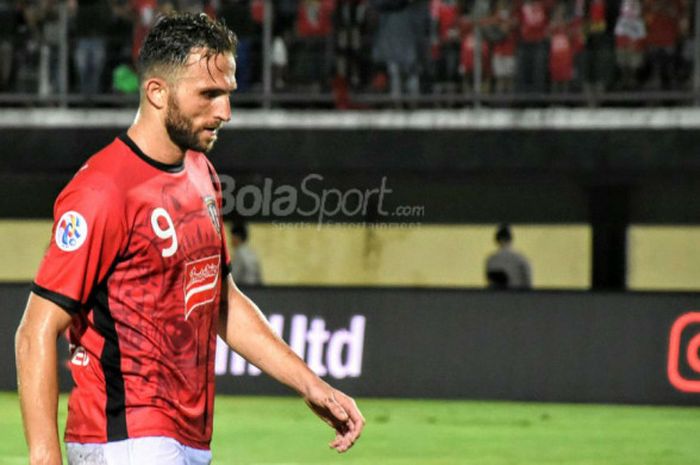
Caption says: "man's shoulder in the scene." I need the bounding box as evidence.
[59,137,132,203]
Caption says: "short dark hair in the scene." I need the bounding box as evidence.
[231,221,249,242]
[495,224,512,243]
[138,12,238,80]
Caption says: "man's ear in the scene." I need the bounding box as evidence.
[143,77,169,110]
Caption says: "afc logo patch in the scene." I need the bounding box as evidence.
[183,255,221,320]
[55,211,88,252]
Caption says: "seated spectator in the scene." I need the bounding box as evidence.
[485,224,532,290]
[614,0,646,90]
[231,222,263,286]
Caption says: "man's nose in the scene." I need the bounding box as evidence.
[215,96,232,123]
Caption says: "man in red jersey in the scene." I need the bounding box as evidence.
[15,12,364,465]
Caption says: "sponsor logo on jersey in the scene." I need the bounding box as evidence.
[204,196,221,238]
[69,345,90,367]
[55,211,88,252]
[183,255,221,319]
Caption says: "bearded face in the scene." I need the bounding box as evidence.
[165,93,217,153]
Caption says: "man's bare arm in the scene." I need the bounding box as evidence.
[217,275,365,452]
[15,293,72,465]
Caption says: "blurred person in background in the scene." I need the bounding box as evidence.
[271,0,297,90]
[371,0,430,105]
[489,0,518,95]
[104,0,135,94]
[580,0,615,97]
[459,12,491,94]
[36,0,63,96]
[332,0,370,107]
[293,0,336,90]
[130,0,158,64]
[334,0,370,85]
[515,0,552,94]
[614,0,645,90]
[69,0,112,97]
[334,0,370,91]
[11,0,40,93]
[0,0,17,91]
[219,0,262,92]
[231,221,263,286]
[429,0,462,96]
[642,0,686,91]
[548,2,576,93]
[485,223,532,290]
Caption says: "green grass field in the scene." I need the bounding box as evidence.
[1,392,699,465]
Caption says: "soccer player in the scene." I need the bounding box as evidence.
[15,12,364,465]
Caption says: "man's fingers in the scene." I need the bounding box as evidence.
[338,397,365,443]
[326,395,349,423]
[307,386,364,453]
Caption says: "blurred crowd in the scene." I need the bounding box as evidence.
[0,0,694,104]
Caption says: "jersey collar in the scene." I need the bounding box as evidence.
[118,133,185,173]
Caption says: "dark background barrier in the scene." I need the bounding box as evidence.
[6,127,700,289]
[3,127,700,224]
[2,283,699,405]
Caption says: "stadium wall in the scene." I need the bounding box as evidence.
[5,110,700,290]
[2,284,699,406]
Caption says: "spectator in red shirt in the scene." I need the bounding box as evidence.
[459,14,490,93]
[489,0,517,94]
[130,0,158,65]
[515,0,552,94]
[294,0,336,89]
[429,0,462,94]
[548,3,574,93]
[643,0,686,90]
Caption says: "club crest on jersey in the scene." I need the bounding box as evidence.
[183,255,221,320]
[55,211,88,252]
[204,195,221,238]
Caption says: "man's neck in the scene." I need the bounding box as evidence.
[127,111,186,165]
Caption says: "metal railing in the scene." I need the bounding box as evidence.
[1,0,699,109]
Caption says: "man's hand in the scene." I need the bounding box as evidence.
[304,382,365,453]
[220,276,365,452]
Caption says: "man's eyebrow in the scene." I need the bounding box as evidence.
[199,86,235,95]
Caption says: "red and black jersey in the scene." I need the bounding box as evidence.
[32,134,231,450]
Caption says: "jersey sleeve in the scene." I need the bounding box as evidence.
[32,176,126,315]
